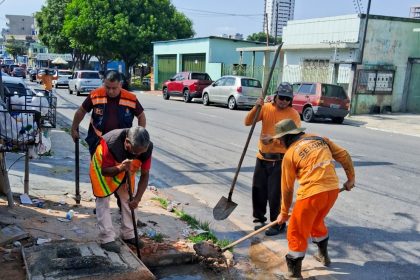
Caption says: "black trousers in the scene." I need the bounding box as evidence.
[252,158,282,223]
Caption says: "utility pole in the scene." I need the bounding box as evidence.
[360,0,372,63]
[274,0,279,45]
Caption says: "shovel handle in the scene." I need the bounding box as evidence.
[222,221,278,251]
[126,171,141,259]
[227,43,283,201]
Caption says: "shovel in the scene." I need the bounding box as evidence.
[201,186,351,258]
[213,43,284,221]
[126,171,142,260]
[74,133,81,204]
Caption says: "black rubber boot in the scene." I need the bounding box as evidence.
[313,237,331,266]
[285,254,303,279]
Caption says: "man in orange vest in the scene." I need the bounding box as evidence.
[71,70,146,155]
[90,126,152,253]
[272,119,355,279]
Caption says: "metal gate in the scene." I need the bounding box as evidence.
[157,55,176,89]
[407,63,420,113]
[182,54,206,72]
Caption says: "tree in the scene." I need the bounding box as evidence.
[5,37,27,59]
[64,0,194,75]
[247,32,282,45]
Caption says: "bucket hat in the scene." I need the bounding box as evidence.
[275,82,293,99]
[272,119,306,139]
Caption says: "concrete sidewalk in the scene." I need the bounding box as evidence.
[345,113,420,138]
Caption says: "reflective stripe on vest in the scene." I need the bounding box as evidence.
[90,140,141,198]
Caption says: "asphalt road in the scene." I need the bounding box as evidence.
[51,86,420,280]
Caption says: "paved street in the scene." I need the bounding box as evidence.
[22,85,420,279]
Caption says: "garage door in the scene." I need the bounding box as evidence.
[182,54,206,72]
[407,63,420,113]
[157,55,177,89]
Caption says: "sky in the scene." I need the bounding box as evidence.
[1,0,420,38]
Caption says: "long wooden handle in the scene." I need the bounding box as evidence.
[227,43,283,201]
[222,221,278,251]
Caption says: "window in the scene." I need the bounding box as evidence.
[224,77,236,86]
[4,82,27,96]
[298,84,315,94]
[175,74,184,81]
[321,84,348,99]
[241,78,261,88]
[80,72,100,79]
[214,78,226,86]
[191,73,210,80]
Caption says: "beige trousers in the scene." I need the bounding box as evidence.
[96,183,137,244]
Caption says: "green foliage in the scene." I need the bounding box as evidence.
[5,37,27,58]
[35,0,72,53]
[151,233,164,243]
[63,0,194,73]
[247,32,282,45]
[151,197,169,208]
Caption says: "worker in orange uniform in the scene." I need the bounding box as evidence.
[244,83,301,236]
[271,119,355,279]
[37,69,58,93]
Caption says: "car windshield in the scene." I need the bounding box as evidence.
[321,84,348,99]
[241,78,261,88]
[191,73,210,80]
[80,72,100,79]
[4,82,27,96]
[58,71,72,76]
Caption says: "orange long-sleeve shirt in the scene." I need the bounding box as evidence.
[244,103,301,159]
[280,133,355,216]
[37,73,58,91]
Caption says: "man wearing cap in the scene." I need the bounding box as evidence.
[244,82,301,236]
[272,119,355,279]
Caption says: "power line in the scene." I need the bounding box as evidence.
[178,7,263,17]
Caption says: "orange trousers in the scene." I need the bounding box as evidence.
[287,189,339,257]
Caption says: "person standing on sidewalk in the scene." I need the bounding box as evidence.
[272,119,355,279]
[90,126,153,253]
[71,70,146,155]
[37,69,58,94]
[244,82,301,236]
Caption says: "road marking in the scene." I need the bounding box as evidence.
[196,112,221,119]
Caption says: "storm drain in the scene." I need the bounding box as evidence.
[22,239,155,280]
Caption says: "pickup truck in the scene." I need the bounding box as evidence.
[162,72,212,103]
[68,70,102,96]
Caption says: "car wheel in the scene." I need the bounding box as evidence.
[203,93,210,106]
[76,87,81,96]
[183,89,192,103]
[302,107,315,122]
[162,87,170,100]
[68,88,73,94]
[332,117,344,124]
[228,96,237,110]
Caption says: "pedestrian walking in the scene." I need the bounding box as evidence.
[244,82,301,236]
[272,119,355,279]
[90,126,153,253]
[37,69,58,93]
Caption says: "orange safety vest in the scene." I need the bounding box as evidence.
[90,139,141,198]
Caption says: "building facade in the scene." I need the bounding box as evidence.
[152,36,267,90]
[3,15,35,38]
[263,0,295,38]
[410,5,420,19]
[281,14,420,114]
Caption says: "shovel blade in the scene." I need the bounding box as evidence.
[213,196,238,220]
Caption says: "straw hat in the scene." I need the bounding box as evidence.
[272,119,305,139]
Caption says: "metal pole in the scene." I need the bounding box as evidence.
[275,0,279,45]
[75,135,81,204]
[24,148,29,194]
[0,153,14,207]
[359,0,372,64]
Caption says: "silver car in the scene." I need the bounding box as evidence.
[202,76,262,110]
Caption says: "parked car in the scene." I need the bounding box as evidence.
[2,76,33,109]
[8,64,19,75]
[11,67,26,79]
[68,70,102,96]
[162,72,212,102]
[202,76,262,110]
[293,82,350,123]
[53,69,73,88]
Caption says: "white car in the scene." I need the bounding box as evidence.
[68,70,102,96]
[202,76,262,110]
[53,70,73,88]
